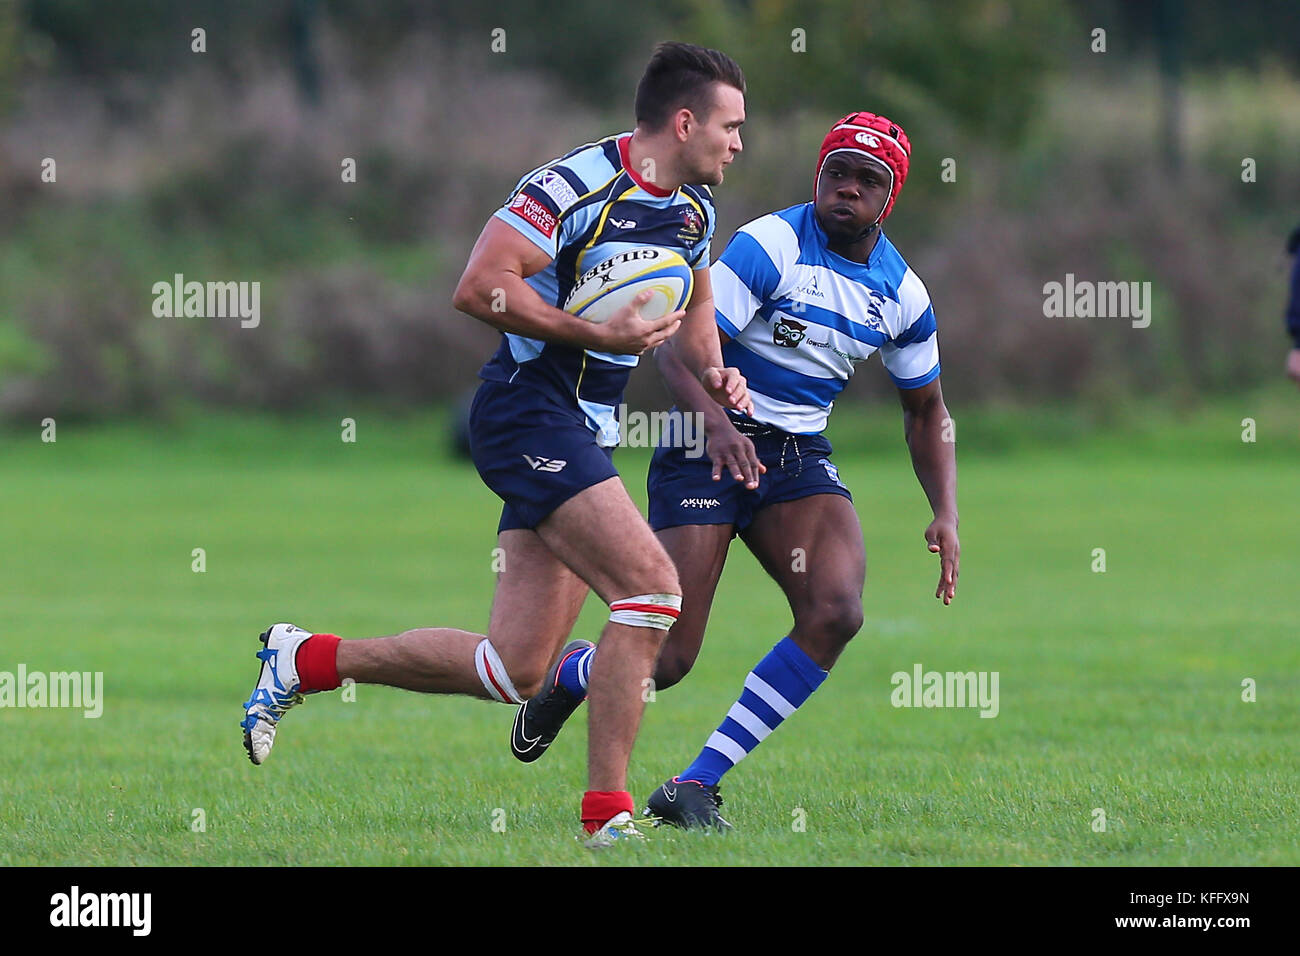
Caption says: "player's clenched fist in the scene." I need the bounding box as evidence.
[594,289,684,355]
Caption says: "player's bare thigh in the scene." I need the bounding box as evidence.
[486,528,589,698]
[533,476,679,603]
[740,493,866,669]
[653,523,733,689]
[488,478,681,699]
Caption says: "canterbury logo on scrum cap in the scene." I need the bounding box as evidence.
[836,123,908,156]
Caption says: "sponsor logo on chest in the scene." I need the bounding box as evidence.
[771,313,863,362]
[773,316,807,348]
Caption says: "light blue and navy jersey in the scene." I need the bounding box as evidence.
[479,133,716,446]
[712,202,940,434]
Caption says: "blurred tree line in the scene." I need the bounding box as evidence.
[8,0,1299,119]
[0,1,1296,422]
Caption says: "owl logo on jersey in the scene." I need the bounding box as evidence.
[773,316,807,348]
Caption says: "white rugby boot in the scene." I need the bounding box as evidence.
[240,623,313,765]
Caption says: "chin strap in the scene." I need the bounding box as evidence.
[819,209,878,247]
[851,221,880,244]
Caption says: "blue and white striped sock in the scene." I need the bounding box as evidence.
[678,637,828,787]
[556,644,596,697]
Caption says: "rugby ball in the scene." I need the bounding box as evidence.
[563,247,694,323]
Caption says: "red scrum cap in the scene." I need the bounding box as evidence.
[815,111,912,225]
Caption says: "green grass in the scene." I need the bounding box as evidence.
[1,394,1297,866]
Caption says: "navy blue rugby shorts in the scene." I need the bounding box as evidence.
[469,379,619,533]
[647,410,852,534]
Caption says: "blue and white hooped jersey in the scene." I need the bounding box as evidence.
[712,202,940,435]
[479,132,716,446]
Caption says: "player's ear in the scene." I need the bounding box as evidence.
[674,107,692,142]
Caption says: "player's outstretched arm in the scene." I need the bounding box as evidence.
[451,219,678,355]
[898,378,960,604]
[654,334,764,489]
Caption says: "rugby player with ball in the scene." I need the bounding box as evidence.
[238,42,751,845]
[515,111,961,830]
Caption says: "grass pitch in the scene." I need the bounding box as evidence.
[1,393,1297,866]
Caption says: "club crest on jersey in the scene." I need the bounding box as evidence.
[773,316,808,348]
[862,290,887,331]
[676,208,704,243]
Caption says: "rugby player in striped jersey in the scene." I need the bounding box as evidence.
[515,112,960,830]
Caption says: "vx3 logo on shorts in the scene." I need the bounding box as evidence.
[523,455,568,473]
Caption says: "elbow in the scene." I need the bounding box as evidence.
[451,273,480,316]
[913,394,946,429]
[902,400,942,441]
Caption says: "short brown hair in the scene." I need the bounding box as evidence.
[635,42,746,131]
